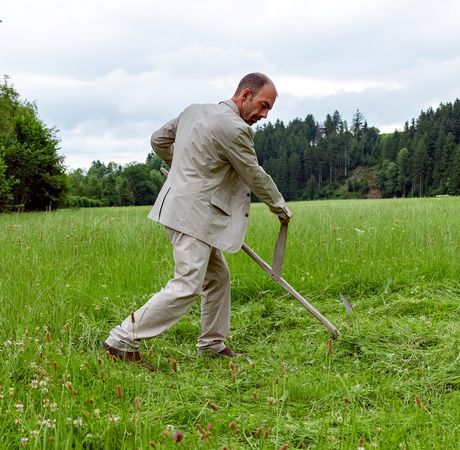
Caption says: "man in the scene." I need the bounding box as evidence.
[103,73,292,369]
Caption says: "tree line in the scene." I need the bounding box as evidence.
[254,104,460,200]
[2,76,460,213]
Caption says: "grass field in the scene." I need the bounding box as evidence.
[1,197,459,449]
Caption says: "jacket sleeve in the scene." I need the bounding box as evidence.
[225,127,292,220]
[150,117,178,165]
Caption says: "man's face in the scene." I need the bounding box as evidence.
[240,83,277,125]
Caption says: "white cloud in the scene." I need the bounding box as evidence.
[277,76,403,98]
[2,0,460,169]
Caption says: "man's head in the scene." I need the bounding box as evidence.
[231,73,277,126]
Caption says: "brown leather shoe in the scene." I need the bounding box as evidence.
[198,346,242,358]
[218,347,242,358]
[103,342,154,372]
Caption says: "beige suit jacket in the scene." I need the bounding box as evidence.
[148,99,291,253]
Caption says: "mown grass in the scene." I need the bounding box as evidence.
[0,198,459,449]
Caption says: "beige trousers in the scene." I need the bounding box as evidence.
[105,227,231,353]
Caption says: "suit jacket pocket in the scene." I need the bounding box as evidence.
[209,188,231,216]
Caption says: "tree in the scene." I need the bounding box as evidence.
[122,163,161,206]
[0,78,67,211]
[447,144,460,194]
[0,155,13,208]
[396,147,411,197]
[411,137,428,196]
[379,159,397,197]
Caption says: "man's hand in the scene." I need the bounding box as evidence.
[279,216,290,225]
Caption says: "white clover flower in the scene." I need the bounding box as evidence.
[31,430,40,438]
[93,409,101,417]
[20,437,29,445]
[108,415,120,423]
[30,380,39,389]
[14,403,24,412]
[73,418,84,428]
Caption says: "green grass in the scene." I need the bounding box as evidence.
[1,198,459,448]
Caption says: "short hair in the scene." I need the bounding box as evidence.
[233,73,275,96]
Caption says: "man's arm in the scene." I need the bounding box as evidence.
[225,127,292,221]
[150,117,178,166]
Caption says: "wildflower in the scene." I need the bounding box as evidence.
[94,409,101,417]
[20,437,29,446]
[228,421,239,431]
[115,385,123,398]
[195,423,211,442]
[134,397,142,410]
[280,362,287,374]
[32,430,40,438]
[168,358,178,373]
[172,431,183,443]
[229,361,237,382]
[108,415,120,423]
[15,403,24,412]
[208,401,219,411]
[354,227,365,234]
[73,418,84,428]
[38,418,56,429]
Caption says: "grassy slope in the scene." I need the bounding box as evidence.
[0,198,459,449]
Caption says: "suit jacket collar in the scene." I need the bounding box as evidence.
[220,99,240,116]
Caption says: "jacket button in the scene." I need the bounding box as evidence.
[246,192,251,197]
[245,213,249,217]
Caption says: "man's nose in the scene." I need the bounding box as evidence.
[260,109,269,118]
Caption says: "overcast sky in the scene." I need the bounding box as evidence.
[2,0,460,170]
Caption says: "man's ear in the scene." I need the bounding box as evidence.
[241,88,252,101]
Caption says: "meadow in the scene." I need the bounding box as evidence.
[0,197,459,449]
